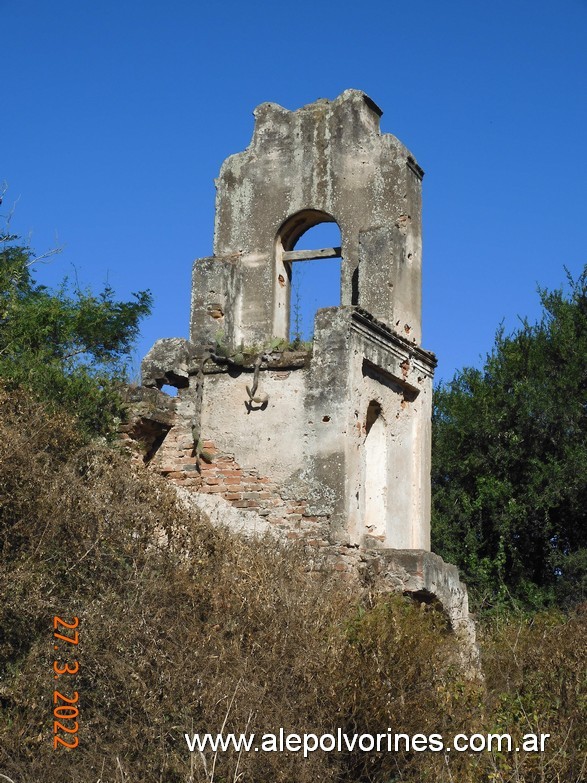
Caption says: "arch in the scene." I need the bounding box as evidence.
[364,401,387,540]
[273,210,342,341]
[278,209,337,252]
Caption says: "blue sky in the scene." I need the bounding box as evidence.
[3,0,587,382]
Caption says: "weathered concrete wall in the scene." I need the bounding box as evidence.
[191,89,424,350]
[201,367,310,485]
[151,304,435,550]
[137,313,434,551]
[344,310,434,550]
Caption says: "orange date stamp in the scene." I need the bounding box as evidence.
[52,616,79,749]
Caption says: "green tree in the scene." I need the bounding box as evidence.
[432,267,587,611]
[0,226,152,437]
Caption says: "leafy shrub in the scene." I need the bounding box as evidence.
[0,230,151,437]
[432,267,587,611]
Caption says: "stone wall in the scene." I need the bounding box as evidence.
[120,384,479,668]
[126,91,479,669]
[139,305,435,550]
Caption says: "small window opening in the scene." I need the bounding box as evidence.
[288,222,342,342]
[161,384,179,397]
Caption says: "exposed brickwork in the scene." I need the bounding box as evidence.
[144,429,331,541]
[118,401,374,575]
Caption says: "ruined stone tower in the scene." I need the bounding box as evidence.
[140,90,437,552]
[129,91,477,649]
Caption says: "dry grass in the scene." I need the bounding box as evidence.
[0,388,584,782]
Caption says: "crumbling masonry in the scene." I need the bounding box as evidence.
[123,91,475,648]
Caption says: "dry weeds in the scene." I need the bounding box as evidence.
[0,389,584,782]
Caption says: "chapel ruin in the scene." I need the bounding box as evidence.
[126,91,474,645]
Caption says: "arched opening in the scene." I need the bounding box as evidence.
[290,222,342,341]
[364,401,387,540]
[273,210,342,343]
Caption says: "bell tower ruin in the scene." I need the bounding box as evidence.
[127,90,476,650]
[141,90,436,551]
